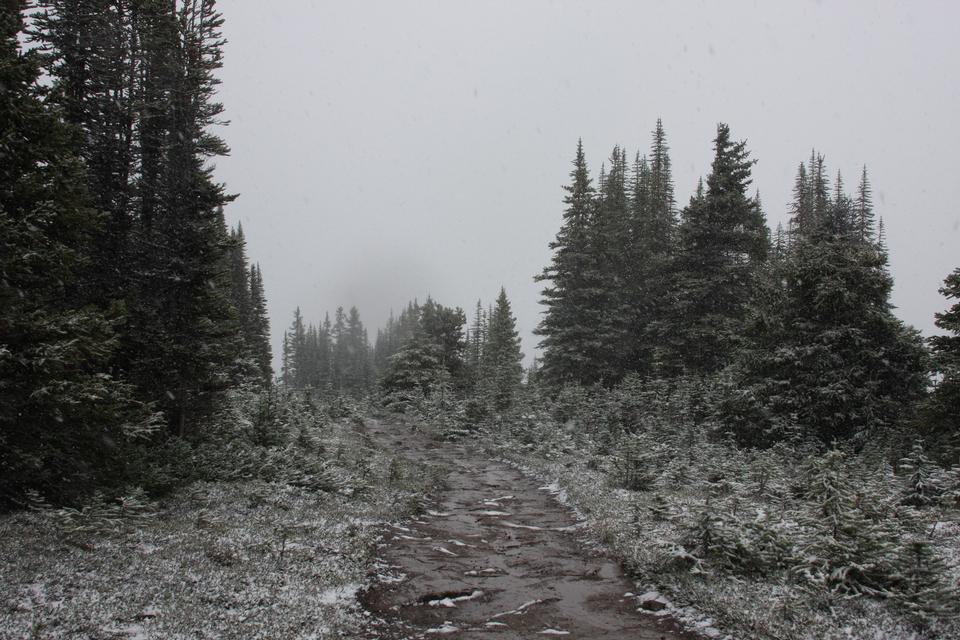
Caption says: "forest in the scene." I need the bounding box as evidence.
[2,1,959,639]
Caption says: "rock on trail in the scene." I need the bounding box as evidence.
[359,420,702,639]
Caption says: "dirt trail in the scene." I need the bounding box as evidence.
[359,419,701,639]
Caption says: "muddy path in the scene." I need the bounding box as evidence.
[358,419,702,639]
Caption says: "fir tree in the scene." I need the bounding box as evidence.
[248,264,273,384]
[0,4,158,506]
[535,139,607,385]
[629,120,678,377]
[667,124,769,374]
[331,306,348,390]
[480,288,524,410]
[727,158,927,447]
[921,267,960,459]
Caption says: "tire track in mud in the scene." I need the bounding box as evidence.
[359,419,703,639]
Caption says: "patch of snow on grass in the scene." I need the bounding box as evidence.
[318,583,360,607]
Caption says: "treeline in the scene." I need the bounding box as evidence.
[279,289,524,415]
[508,124,960,628]
[1,1,270,507]
[535,121,953,453]
[280,306,372,394]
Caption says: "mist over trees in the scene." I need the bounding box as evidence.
[3,2,960,635]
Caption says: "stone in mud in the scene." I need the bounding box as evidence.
[638,591,668,611]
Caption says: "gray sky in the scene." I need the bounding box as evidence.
[215,0,960,366]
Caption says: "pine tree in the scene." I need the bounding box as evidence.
[593,146,632,381]
[466,299,486,386]
[727,158,927,447]
[30,0,140,300]
[419,298,467,387]
[921,267,960,459]
[0,4,158,506]
[329,307,344,390]
[667,124,769,374]
[248,264,273,384]
[33,0,241,435]
[480,288,524,410]
[855,166,876,242]
[227,224,252,341]
[379,297,465,398]
[343,306,371,392]
[535,139,607,385]
[628,121,678,377]
[288,307,307,388]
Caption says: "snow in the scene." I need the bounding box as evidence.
[485,416,960,640]
[432,545,459,556]
[0,415,442,639]
[427,590,484,607]
[318,583,361,606]
[491,599,544,618]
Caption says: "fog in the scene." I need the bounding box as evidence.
[214,0,960,365]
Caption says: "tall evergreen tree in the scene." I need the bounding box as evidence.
[331,306,348,390]
[34,0,244,435]
[727,158,927,447]
[921,268,960,458]
[666,123,769,374]
[466,299,487,385]
[480,288,524,410]
[628,120,678,377]
[592,146,632,381]
[248,263,273,384]
[30,0,140,299]
[535,139,607,385]
[343,306,371,391]
[0,3,158,506]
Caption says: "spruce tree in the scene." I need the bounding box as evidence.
[481,288,524,410]
[331,307,349,391]
[667,123,769,374]
[248,264,273,384]
[921,267,960,459]
[343,306,371,392]
[628,120,678,376]
[0,4,158,506]
[30,0,140,299]
[727,158,927,447]
[592,146,632,381]
[536,139,606,385]
[288,307,307,388]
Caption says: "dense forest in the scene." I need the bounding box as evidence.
[1,0,270,506]
[3,1,960,638]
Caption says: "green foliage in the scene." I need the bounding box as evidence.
[726,159,927,447]
[0,6,161,508]
[41,488,157,538]
[666,123,769,374]
[535,139,606,385]
[536,125,680,385]
[379,297,466,403]
[487,375,960,627]
[921,268,960,460]
[473,288,524,412]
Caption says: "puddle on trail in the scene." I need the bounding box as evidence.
[359,420,703,640]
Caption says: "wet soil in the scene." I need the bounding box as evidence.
[359,419,702,639]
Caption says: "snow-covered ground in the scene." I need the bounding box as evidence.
[484,418,960,640]
[0,416,436,640]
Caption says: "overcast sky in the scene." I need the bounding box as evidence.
[214,0,960,366]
